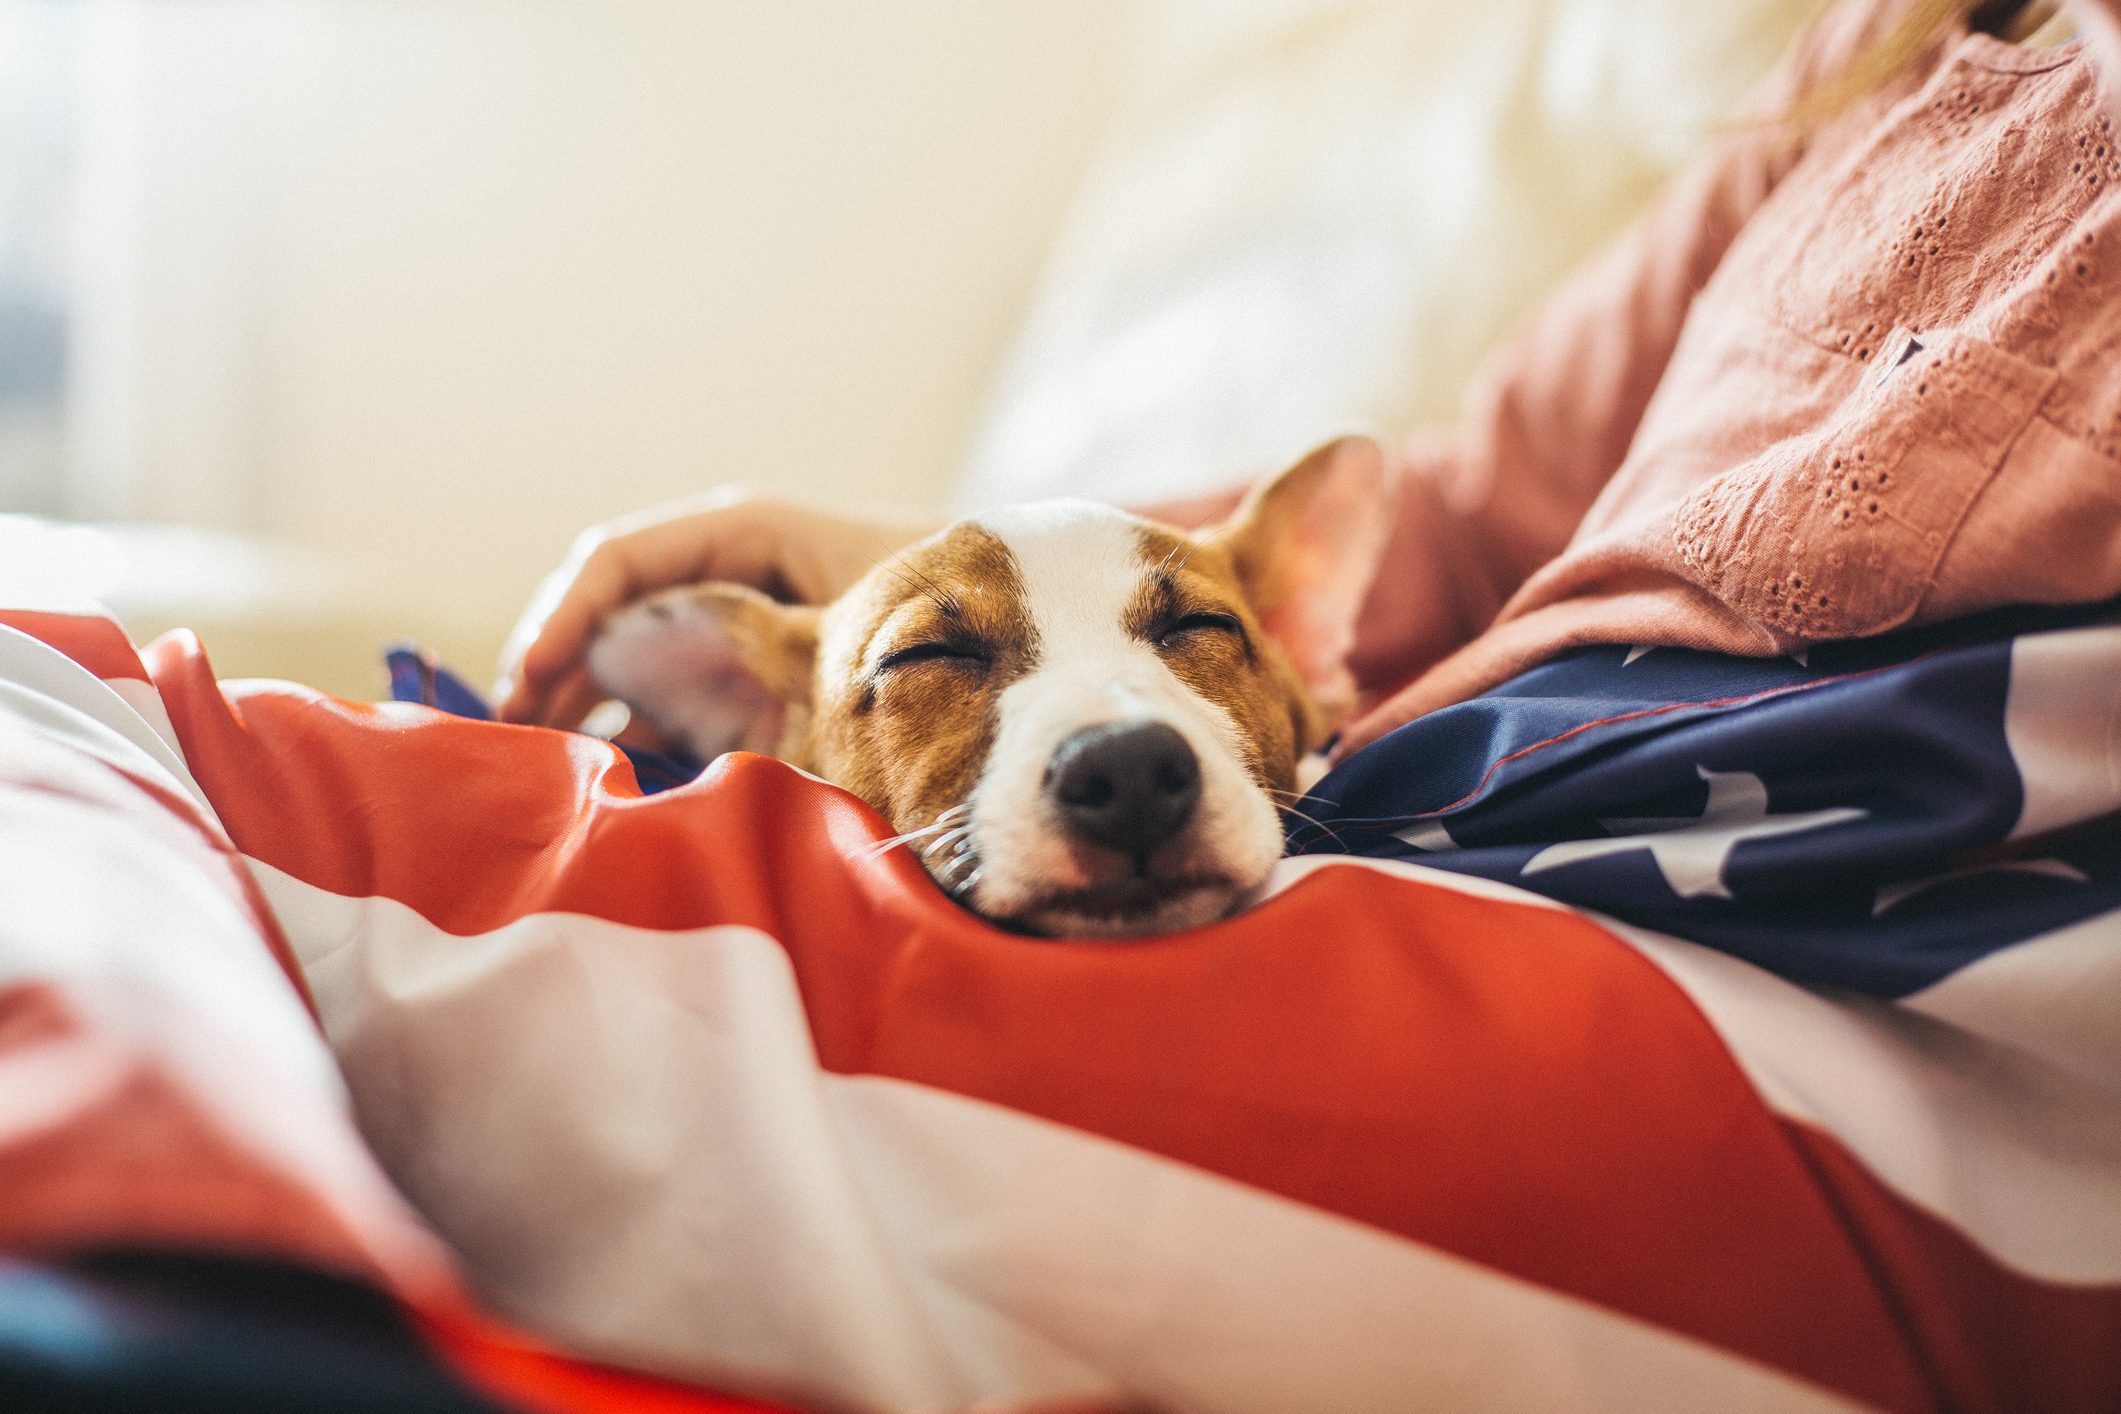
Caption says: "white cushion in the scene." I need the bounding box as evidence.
[952,0,1819,507]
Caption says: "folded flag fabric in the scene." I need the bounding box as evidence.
[1294,598,2121,997]
[5,604,2119,1413]
[0,613,791,1414]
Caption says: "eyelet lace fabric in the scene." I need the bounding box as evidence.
[1341,5,2121,751]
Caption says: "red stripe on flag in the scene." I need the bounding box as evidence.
[1781,1121,2121,1412]
[0,609,151,682]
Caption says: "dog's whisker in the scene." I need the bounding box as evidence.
[872,555,930,602]
[1279,805,1338,834]
[922,826,973,854]
[875,551,964,621]
[916,838,973,869]
[859,826,946,860]
[1160,528,1213,579]
[1270,796,1347,848]
[861,806,972,861]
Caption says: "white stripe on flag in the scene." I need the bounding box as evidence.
[0,623,219,822]
[1264,852,1570,909]
[2004,622,2121,840]
[1602,915,2121,1283]
[1901,905,2121,1095]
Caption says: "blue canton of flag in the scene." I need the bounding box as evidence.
[1290,600,2121,998]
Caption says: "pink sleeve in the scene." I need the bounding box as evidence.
[1347,1,1895,700]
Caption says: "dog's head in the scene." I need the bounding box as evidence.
[589,436,1388,936]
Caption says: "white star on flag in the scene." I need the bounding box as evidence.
[1622,645,1808,667]
[1521,766,1865,899]
[1394,819,1459,852]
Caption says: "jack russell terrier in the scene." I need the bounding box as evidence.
[587,436,1388,937]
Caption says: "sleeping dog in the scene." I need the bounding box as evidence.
[587,436,1388,937]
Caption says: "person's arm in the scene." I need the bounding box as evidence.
[1340,0,1902,702]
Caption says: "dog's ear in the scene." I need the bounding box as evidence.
[586,582,819,761]
[1211,434,1390,726]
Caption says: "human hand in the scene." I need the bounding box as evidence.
[494,486,933,730]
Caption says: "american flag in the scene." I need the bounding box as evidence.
[5,601,2119,1412]
[1291,599,2121,998]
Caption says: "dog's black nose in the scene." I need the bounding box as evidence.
[1047,721,1201,861]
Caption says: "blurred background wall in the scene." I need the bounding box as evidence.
[3,0,1131,692]
[0,0,1814,697]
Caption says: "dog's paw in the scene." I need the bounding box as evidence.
[586,587,784,760]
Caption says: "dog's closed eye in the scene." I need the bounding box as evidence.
[876,639,994,674]
[1154,611,1246,650]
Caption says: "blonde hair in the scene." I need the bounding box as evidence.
[1776,0,1970,129]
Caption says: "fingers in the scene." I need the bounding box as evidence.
[498,665,604,733]
[496,500,759,723]
[608,706,675,753]
[495,542,637,722]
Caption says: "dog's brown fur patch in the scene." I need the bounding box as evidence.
[1125,525,1320,792]
[798,523,1039,838]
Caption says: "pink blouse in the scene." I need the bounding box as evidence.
[1339,0,2121,756]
